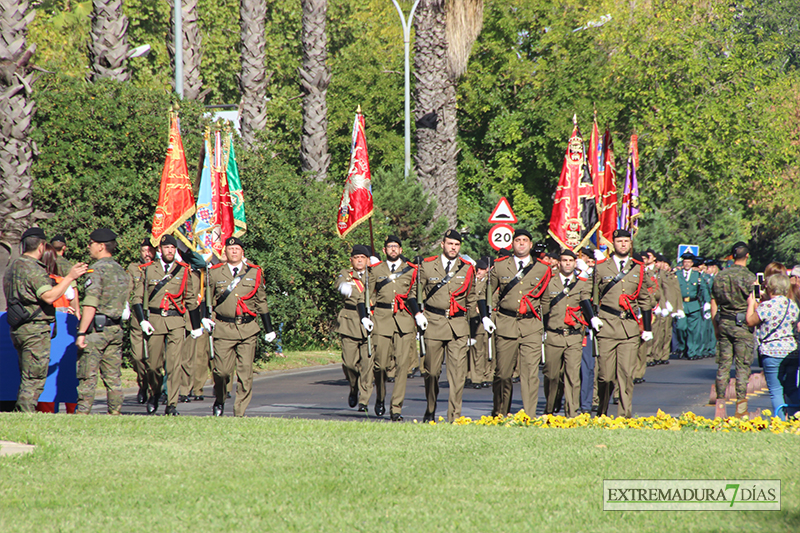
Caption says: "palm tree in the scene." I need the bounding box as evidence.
[299,0,331,181]
[88,0,130,82]
[239,0,267,147]
[168,0,204,101]
[414,0,483,228]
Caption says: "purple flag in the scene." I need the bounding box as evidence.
[618,134,640,236]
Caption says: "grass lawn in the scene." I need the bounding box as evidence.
[1,415,798,532]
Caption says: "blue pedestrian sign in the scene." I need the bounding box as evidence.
[677,244,699,263]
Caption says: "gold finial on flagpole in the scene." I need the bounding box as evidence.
[572,113,577,127]
[357,104,362,115]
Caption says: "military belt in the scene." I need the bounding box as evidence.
[547,327,582,336]
[148,307,182,317]
[426,305,465,318]
[97,314,122,326]
[497,307,535,319]
[683,296,697,303]
[216,314,256,324]
[600,304,633,320]
[343,304,358,311]
[375,302,394,310]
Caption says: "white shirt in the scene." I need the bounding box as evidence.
[613,255,628,272]
[683,268,692,280]
[559,272,574,286]
[441,255,457,273]
[514,255,531,271]
[228,261,244,277]
[160,259,174,273]
[386,259,402,272]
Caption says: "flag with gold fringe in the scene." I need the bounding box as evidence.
[194,131,222,260]
[336,108,373,238]
[225,130,247,237]
[597,128,618,247]
[619,134,640,236]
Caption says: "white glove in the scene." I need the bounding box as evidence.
[361,317,374,332]
[575,258,588,273]
[661,307,671,318]
[121,301,130,321]
[704,312,712,320]
[590,317,603,332]
[140,320,155,335]
[468,338,477,347]
[190,328,204,339]
[665,301,674,313]
[641,331,653,342]
[673,309,686,319]
[370,256,381,264]
[594,249,606,261]
[65,286,76,301]
[703,303,711,313]
[264,331,277,343]
[415,313,428,331]
[201,318,215,333]
[654,305,662,316]
[339,283,352,298]
[482,317,497,334]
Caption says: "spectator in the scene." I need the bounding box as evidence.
[42,243,80,318]
[746,273,800,420]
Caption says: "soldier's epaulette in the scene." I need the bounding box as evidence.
[495,256,511,262]
[578,275,588,282]
[246,262,261,270]
[423,256,438,262]
[596,257,608,265]
[369,260,382,268]
[139,260,154,269]
[209,263,226,270]
[631,257,644,266]
[176,260,189,268]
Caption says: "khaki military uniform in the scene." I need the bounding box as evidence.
[541,272,591,417]
[635,266,663,379]
[369,260,418,416]
[3,255,56,412]
[77,257,131,414]
[131,259,198,409]
[418,256,477,422]
[489,256,552,417]
[207,262,268,416]
[126,261,148,392]
[593,256,655,417]
[184,270,211,397]
[468,275,492,386]
[335,268,373,407]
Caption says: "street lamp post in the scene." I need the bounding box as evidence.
[174,0,183,98]
[391,0,420,179]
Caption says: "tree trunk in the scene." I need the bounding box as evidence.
[88,0,130,82]
[414,0,458,229]
[167,0,203,101]
[299,0,330,182]
[239,0,267,148]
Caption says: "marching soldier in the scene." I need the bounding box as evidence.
[414,230,478,422]
[710,242,756,418]
[74,229,131,414]
[541,249,599,418]
[481,229,552,417]
[676,252,710,359]
[131,235,203,415]
[634,249,662,383]
[336,245,375,412]
[467,257,492,390]
[368,235,419,421]
[593,229,655,418]
[186,265,211,401]
[651,254,684,365]
[204,237,275,417]
[4,227,87,412]
[126,237,156,404]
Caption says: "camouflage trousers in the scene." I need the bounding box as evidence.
[77,325,124,414]
[12,322,52,413]
[715,320,755,401]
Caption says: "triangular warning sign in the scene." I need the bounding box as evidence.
[488,197,517,224]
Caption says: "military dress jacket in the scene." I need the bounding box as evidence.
[126,261,147,332]
[541,273,591,332]
[646,266,664,315]
[131,260,197,334]
[677,269,708,314]
[664,270,685,315]
[593,256,655,339]
[368,260,417,337]
[208,262,267,341]
[82,257,130,319]
[489,256,552,338]
[418,256,477,341]
[335,268,369,340]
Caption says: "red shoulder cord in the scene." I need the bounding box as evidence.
[162,266,189,314]
[518,264,553,319]
[619,263,645,329]
[564,305,588,327]
[393,264,418,315]
[236,267,263,317]
[448,264,474,316]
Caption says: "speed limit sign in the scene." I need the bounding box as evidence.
[488,223,514,251]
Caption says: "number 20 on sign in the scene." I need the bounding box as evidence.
[488,223,514,251]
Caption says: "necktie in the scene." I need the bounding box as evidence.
[391,264,396,273]
[164,263,170,274]
[446,260,452,274]
[518,260,524,272]
[233,267,239,277]
[619,259,625,272]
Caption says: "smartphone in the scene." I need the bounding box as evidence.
[757,272,765,286]
[754,284,761,300]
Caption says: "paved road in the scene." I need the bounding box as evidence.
[94,355,773,420]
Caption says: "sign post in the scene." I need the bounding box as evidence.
[487,198,518,252]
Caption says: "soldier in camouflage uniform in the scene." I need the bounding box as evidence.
[711,242,756,417]
[50,234,73,278]
[3,227,87,412]
[74,229,131,415]
[126,238,156,403]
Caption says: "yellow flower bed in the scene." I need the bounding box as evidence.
[433,409,800,434]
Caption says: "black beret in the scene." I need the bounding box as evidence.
[656,253,668,263]
[704,258,717,266]
[481,256,494,268]
[384,235,402,247]
[21,227,46,240]
[498,248,512,258]
[160,235,178,247]
[225,236,244,248]
[580,246,593,257]
[50,234,66,244]
[632,252,644,262]
[644,248,656,257]
[351,244,370,257]
[559,249,577,259]
[680,251,695,260]
[513,229,532,240]
[693,257,704,267]
[532,242,547,254]
[443,229,462,242]
[613,229,631,239]
[475,258,488,270]
[141,237,154,247]
[731,241,749,255]
[412,255,425,265]
[548,252,560,260]
[89,228,117,243]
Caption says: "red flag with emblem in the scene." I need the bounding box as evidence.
[597,128,618,247]
[548,115,600,252]
[336,109,373,238]
[212,129,235,242]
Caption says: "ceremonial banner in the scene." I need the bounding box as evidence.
[589,114,602,192]
[619,134,640,236]
[151,111,196,246]
[597,128,618,247]
[548,116,600,251]
[336,110,373,238]
[194,134,223,260]
[225,131,247,237]
[213,129,235,243]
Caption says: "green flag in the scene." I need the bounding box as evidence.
[226,132,247,237]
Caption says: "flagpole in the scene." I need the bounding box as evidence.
[368,218,376,258]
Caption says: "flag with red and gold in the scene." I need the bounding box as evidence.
[548,116,600,252]
[151,110,196,246]
[336,109,373,238]
[597,128,618,247]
